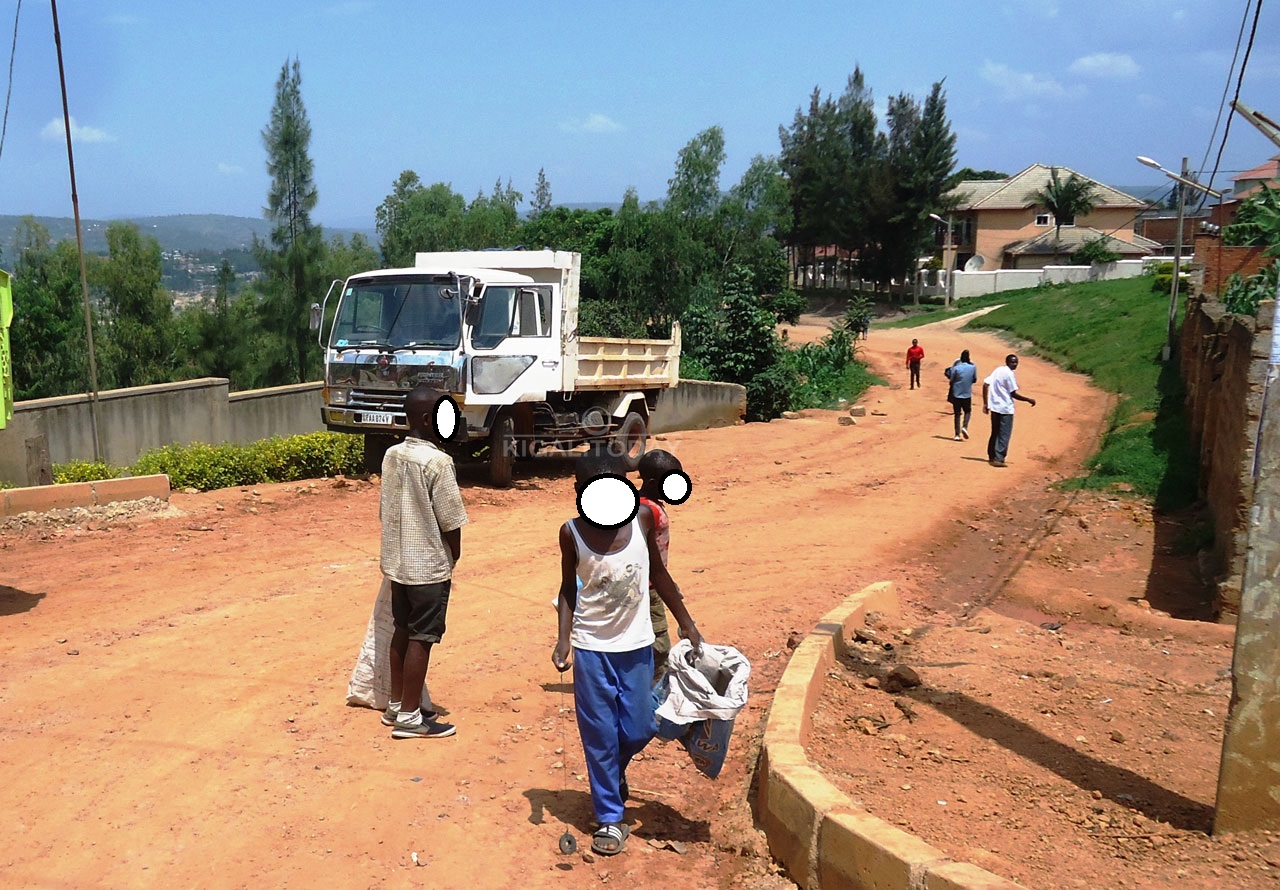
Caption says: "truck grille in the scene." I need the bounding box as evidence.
[349,389,407,413]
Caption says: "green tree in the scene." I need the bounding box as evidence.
[255,57,326,384]
[531,167,553,219]
[375,174,467,266]
[666,126,726,218]
[1222,184,1280,252]
[1035,167,1099,263]
[8,218,92,399]
[95,222,175,388]
[462,178,523,247]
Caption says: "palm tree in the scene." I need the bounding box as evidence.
[1034,168,1099,264]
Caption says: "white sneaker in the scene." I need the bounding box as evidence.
[960,427,969,440]
[954,435,962,441]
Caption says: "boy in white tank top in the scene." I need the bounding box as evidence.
[552,450,702,856]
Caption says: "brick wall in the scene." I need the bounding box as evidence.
[1180,292,1275,616]
[1196,233,1276,296]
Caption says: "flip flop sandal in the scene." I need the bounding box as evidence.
[590,822,630,856]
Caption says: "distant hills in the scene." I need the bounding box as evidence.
[0,214,376,256]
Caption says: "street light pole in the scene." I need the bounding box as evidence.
[1136,155,1223,362]
[930,213,954,308]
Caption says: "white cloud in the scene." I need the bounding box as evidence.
[1069,52,1140,78]
[980,61,1067,101]
[40,116,114,144]
[559,114,624,134]
[217,163,244,176]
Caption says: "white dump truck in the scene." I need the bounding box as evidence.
[313,250,680,486]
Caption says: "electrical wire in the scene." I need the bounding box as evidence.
[1197,0,1265,212]
[1196,0,1254,186]
[0,0,21,165]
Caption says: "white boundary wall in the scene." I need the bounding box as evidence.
[951,258,1156,300]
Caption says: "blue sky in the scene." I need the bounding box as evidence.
[1,0,1277,228]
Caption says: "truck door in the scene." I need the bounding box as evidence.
[467,285,560,401]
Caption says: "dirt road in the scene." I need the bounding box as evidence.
[1,316,1110,888]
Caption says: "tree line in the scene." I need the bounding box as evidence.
[4,60,958,411]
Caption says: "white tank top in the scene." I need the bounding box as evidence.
[566,517,655,653]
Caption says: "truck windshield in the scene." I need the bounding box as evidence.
[330,276,461,349]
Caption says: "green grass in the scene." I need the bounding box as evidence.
[877,291,1022,329]
[960,277,1197,509]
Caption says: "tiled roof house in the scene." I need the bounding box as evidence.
[948,164,1159,270]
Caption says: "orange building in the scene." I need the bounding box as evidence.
[948,164,1159,270]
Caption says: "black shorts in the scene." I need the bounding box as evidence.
[390,579,451,643]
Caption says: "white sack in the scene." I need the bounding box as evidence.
[656,638,750,724]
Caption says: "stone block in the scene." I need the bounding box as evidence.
[818,809,948,890]
[848,405,867,417]
[925,861,1026,890]
[3,481,94,516]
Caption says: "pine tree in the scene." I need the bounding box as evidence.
[531,168,553,219]
[255,58,325,384]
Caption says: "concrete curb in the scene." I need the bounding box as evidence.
[1,474,170,517]
[758,581,1026,890]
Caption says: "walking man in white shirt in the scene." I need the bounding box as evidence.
[982,354,1037,467]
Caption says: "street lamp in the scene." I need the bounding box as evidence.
[1136,155,1223,362]
[929,212,955,307]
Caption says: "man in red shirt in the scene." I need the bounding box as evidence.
[905,339,925,390]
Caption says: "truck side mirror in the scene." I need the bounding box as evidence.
[309,303,321,331]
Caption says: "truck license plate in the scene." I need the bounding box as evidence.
[360,412,394,425]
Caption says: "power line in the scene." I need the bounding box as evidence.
[1196,0,1253,185]
[1198,0,1265,212]
[0,0,21,165]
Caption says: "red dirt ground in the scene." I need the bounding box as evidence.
[2,313,1272,888]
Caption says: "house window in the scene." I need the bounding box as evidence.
[1057,213,1076,227]
[1035,213,1051,226]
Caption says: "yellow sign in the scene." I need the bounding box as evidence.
[0,269,12,430]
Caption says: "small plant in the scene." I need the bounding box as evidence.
[1222,263,1279,317]
[130,432,364,492]
[764,288,807,325]
[53,460,124,484]
[1071,236,1121,266]
[838,294,874,339]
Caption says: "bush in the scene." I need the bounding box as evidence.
[130,432,364,491]
[763,288,807,325]
[1071,236,1121,266]
[53,460,123,484]
[1222,264,1279,317]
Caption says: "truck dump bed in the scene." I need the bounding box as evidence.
[573,326,681,390]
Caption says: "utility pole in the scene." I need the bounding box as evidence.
[51,0,103,462]
[1215,98,1280,833]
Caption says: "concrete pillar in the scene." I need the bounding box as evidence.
[1216,298,1280,832]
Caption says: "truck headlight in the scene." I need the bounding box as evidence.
[471,355,534,394]
[324,386,351,406]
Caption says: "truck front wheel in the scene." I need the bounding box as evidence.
[612,411,648,471]
[363,434,396,476]
[489,414,515,488]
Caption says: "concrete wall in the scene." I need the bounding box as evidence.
[229,382,325,445]
[649,379,746,434]
[0,377,745,485]
[0,378,231,484]
[1180,295,1276,616]
[951,259,1148,300]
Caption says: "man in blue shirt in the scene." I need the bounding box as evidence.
[944,349,978,441]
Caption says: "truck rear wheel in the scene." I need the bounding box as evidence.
[612,411,648,471]
[489,414,515,488]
